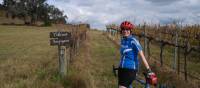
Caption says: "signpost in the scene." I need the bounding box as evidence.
[50,39,70,46]
[50,32,71,39]
[50,31,71,77]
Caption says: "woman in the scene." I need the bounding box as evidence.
[118,21,154,88]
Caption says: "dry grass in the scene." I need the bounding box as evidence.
[5,24,197,88]
[0,25,70,88]
[0,26,122,88]
[65,30,120,88]
[3,24,197,88]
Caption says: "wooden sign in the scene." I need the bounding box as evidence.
[50,32,71,38]
[50,39,70,46]
[49,31,71,46]
[49,31,72,77]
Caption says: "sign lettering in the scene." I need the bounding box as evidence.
[50,39,70,46]
[50,32,71,38]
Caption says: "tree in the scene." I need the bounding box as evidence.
[26,0,47,24]
[0,4,3,10]
[16,0,29,24]
[2,0,67,25]
[3,0,17,19]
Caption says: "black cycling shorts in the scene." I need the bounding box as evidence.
[118,68,137,87]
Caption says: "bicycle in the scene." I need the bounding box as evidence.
[112,65,157,88]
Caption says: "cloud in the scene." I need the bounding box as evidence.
[0,0,2,4]
[145,0,181,5]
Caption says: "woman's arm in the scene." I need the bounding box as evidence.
[138,51,150,70]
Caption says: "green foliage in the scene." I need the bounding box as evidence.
[42,19,52,26]
[36,69,47,80]
[2,0,67,25]
[50,72,62,82]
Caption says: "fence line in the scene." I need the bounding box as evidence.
[69,25,87,62]
[50,24,88,77]
[66,25,87,75]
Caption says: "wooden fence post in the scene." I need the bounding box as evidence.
[50,31,71,77]
[184,36,190,81]
[65,47,70,73]
[184,46,188,81]
[147,39,151,59]
[58,45,66,77]
[160,42,165,67]
[177,46,180,75]
[144,23,148,57]
[173,26,178,70]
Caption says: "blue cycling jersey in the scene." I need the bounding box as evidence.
[119,35,142,70]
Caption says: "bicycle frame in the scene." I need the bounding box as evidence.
[135,77,150,88]
[113,65,150,88]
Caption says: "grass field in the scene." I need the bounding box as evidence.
[0,25,199,88]
[0,25,121,88]
[65,30,119,88]
[0,25,64,88]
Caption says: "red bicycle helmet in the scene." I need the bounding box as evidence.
[120,21,134,30]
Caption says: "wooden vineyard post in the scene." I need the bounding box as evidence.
[75,28,78,56]
[173,25,178,70]
[183,33,190,81]
[184,44,188,81]
[177,46,180,75]
[184,40,193,81]
[50,31,71,77]
[147,38,152,60]
[177,25,182,75]
[160,42,165,67]
[143,23,148,57]
[158,26,164,66]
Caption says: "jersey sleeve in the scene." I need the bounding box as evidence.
[131,38,143,52]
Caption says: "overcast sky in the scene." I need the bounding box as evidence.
[1,0,200,30]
